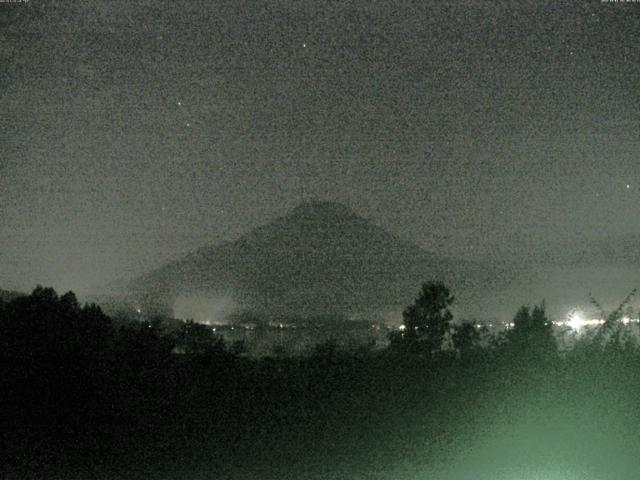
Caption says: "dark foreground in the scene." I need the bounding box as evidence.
[3,288,640,479]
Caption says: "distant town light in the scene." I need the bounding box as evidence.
[568,311,585,331]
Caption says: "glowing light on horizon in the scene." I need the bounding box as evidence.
[568,310,585,331]
[555,309,637,331]
[172,294,236,324]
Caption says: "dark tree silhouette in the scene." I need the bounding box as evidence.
[589,289,637,346]
[0,286,111,359]
[452,321,482,358]
[506,303,556,359]
[400,281,454,355]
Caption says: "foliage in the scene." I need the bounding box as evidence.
[590,288,637,346]
[0,285,112,359]
[505,303,557,359]
[4,283,640,479]
[452,321,482,357]
[399,281,454,355]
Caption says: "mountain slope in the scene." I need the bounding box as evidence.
[126,201,501,320]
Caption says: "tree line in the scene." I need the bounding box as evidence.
[1,282,639,479]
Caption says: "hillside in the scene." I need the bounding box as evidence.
[125,201,504,321]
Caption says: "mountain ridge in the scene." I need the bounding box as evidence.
[123,201,504,321]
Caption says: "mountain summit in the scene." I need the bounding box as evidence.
[127,201,493,321]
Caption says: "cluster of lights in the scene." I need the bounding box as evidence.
[394,313,640,333]
[556,311,638,331]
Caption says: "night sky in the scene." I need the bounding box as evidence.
[2,1,639,315]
